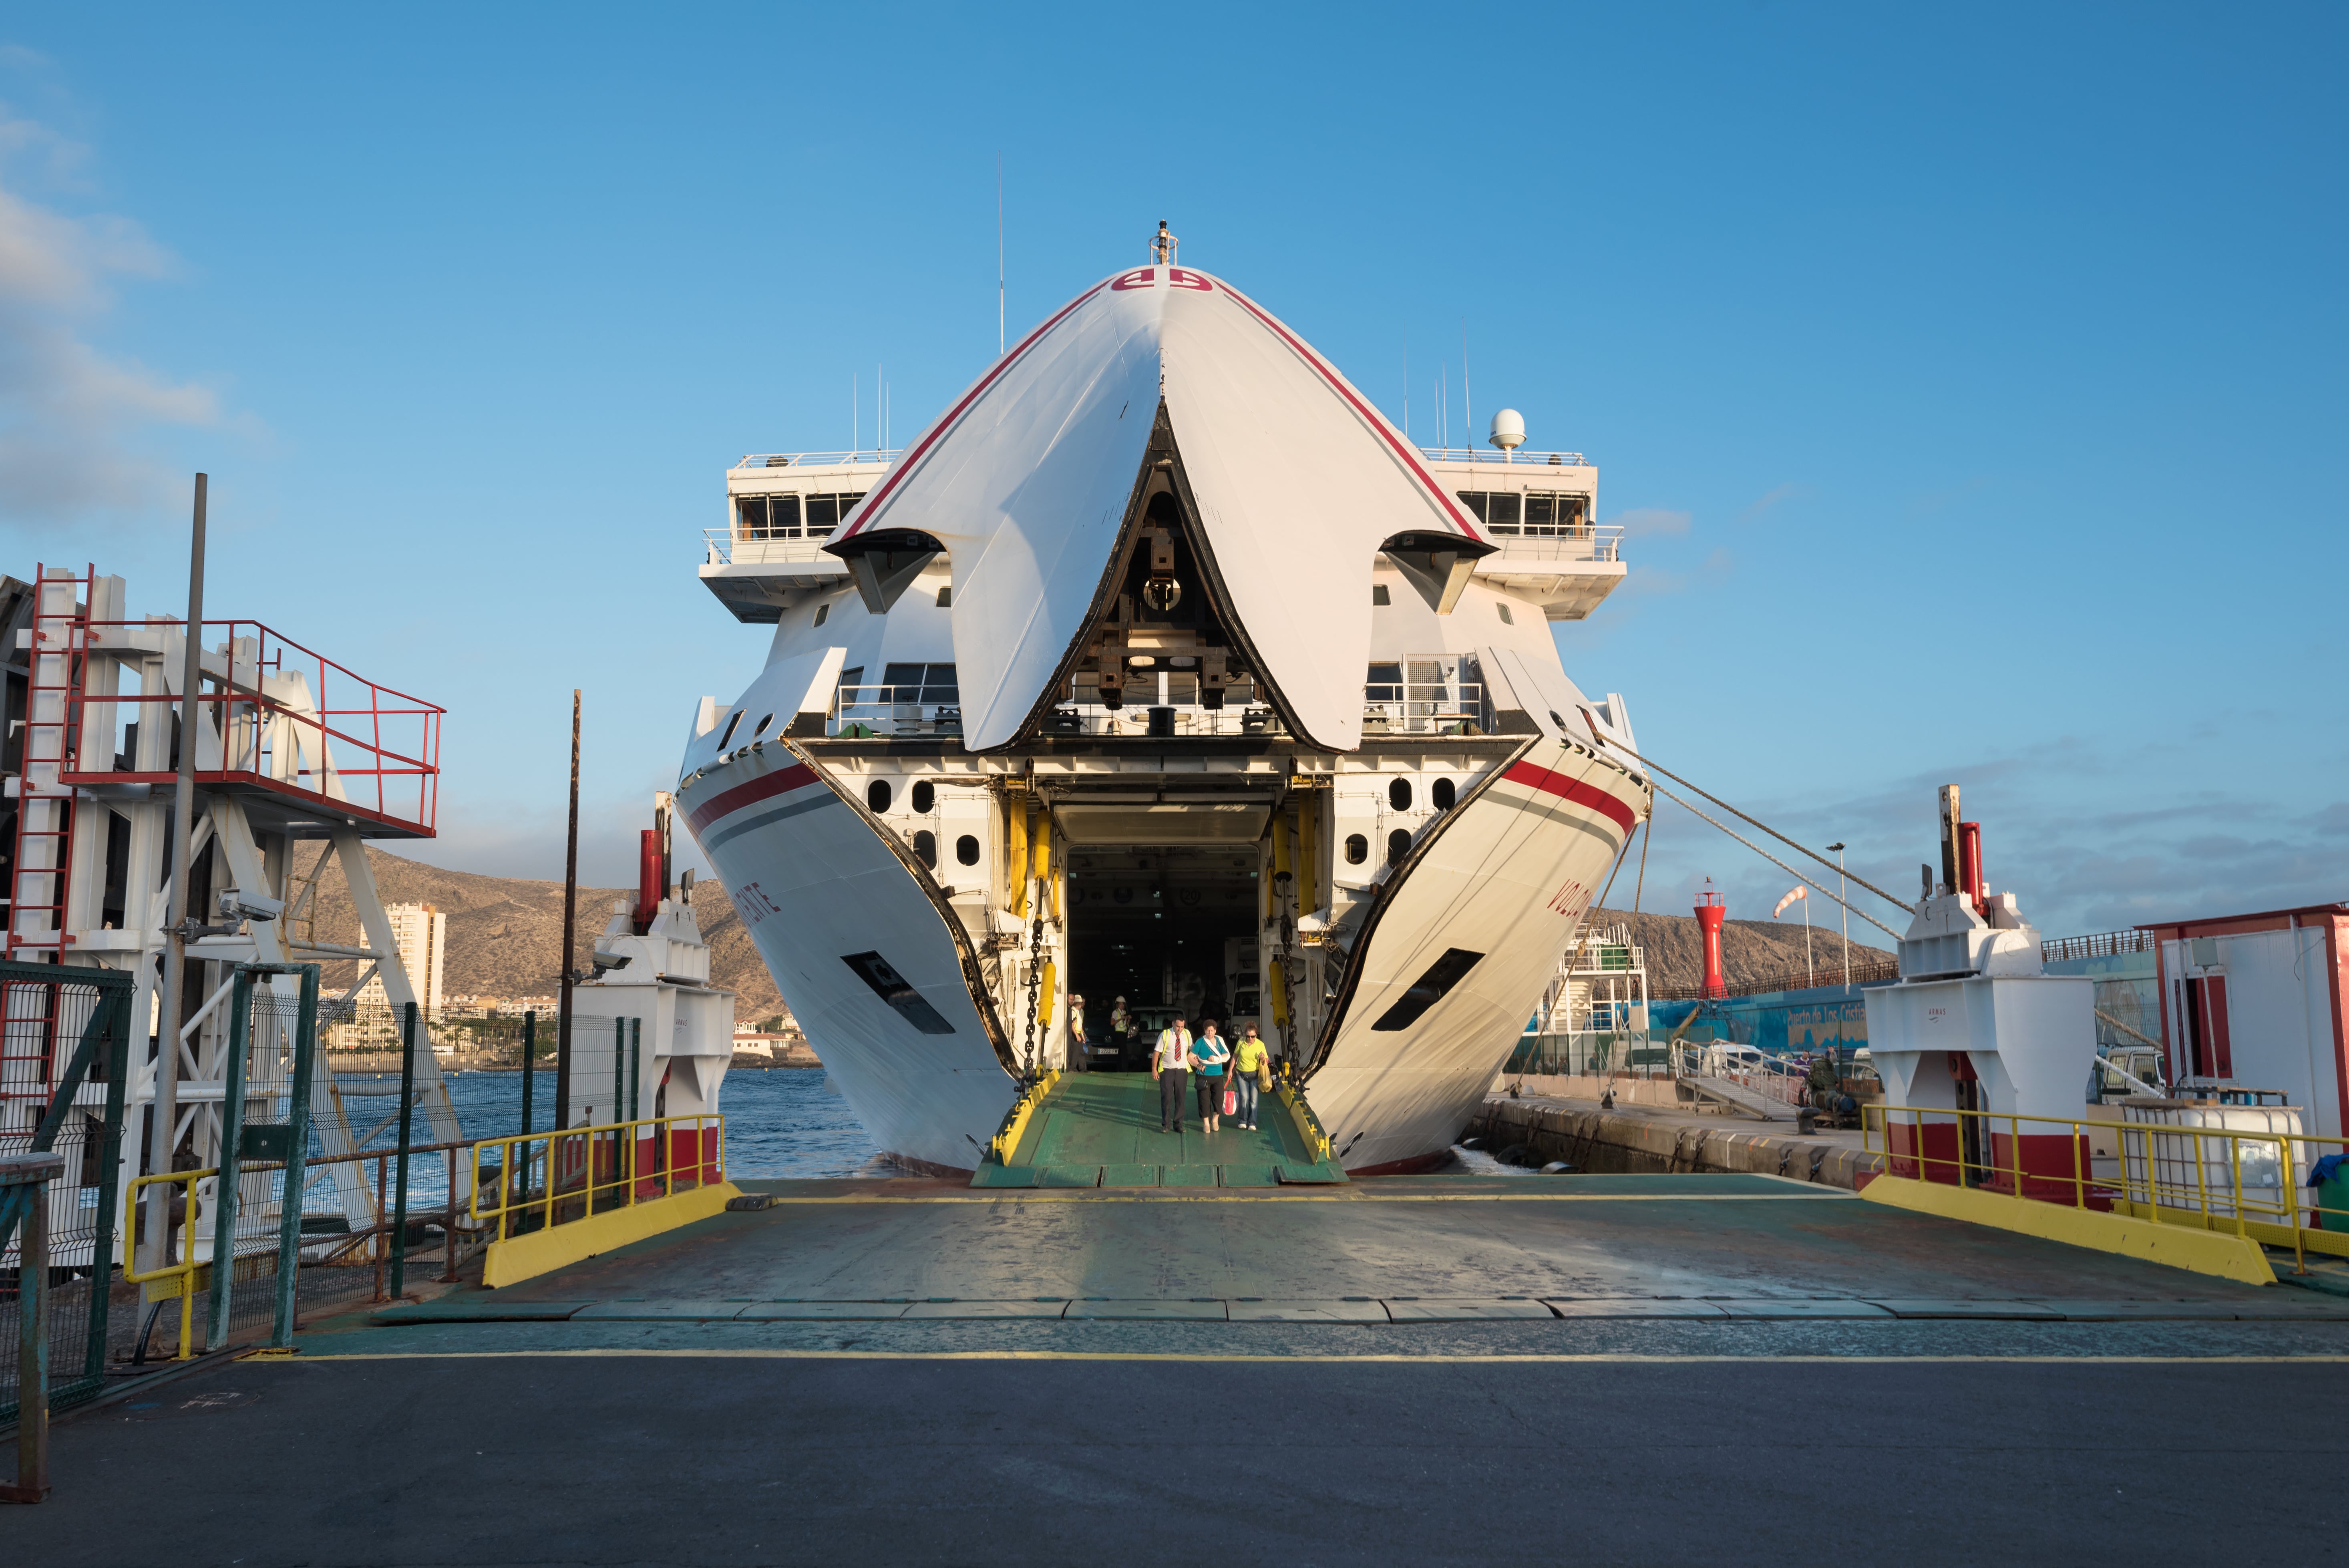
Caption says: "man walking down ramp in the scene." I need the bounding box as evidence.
[1153,1015,1194,1134]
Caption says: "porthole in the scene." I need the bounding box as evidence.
[913,830,937,869]
[752,713,774,736]
[955,834,981,866]
[911,780,935,813]
[1344,833,1368,865]
[1432,778,1456,810]
[1389,778,1412,811]
[1496,602,1515,625]
[813,602,830,627]
[867,779,892,814]
[716,710,744,748]
[1386,828,1410,866]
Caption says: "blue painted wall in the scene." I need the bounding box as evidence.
[1650,983,1882,1056]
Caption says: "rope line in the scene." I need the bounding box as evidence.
[1609,742,1917,917]
[1647,778,1904,944]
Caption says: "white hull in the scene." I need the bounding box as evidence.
[680,734,1641,1175]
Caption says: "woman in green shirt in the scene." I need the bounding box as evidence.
[1192,1021,1231,1134]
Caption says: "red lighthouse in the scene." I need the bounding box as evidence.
[1695,880,1728,998]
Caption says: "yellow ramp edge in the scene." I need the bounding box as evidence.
[1860,1175,2276,1287]
[483,1182,744,1290]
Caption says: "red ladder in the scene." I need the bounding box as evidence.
[7,565,89,961]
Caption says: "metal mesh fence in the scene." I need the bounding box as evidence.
[1504,1030,1663,1077]
[0,969,129,1425]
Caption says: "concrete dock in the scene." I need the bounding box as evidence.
[20,1170,2349,1564]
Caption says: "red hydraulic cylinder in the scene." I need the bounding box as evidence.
[1695,883,1728,999]
[634,828,662,933]
[1957,822,1985,909]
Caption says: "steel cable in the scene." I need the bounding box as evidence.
[1608,741,1917,917]
[1646,776,1905,943]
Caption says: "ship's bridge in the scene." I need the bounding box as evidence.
[1414,447,1620,621]
[699,450,889,624]
[698,446,1620,627]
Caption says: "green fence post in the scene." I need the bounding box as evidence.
[628,1018,641,1124]
[83,986,134,1384]
[390,1000,417,1300]
[206,968,256,1351]
[1,1156,64,1503]
[269,965,321,1347]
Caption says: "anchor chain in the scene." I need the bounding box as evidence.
[1020,907,1044,1085]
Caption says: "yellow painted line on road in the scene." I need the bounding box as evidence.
[284,1348,2349,1366]
[744,1191,1857,1205]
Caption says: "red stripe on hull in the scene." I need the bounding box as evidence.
[1500,761,1639,835]
[1215,281,1485,544]
[837,281,1111,540]
[1347,1149,1456,1178]
[686,762,819,834]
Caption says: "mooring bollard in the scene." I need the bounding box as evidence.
[2,1149,68,1504]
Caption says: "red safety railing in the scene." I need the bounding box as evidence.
[42,568,442,837]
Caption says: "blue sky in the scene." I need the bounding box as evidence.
[2,4,2341,941]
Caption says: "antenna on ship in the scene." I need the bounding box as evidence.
[1461,319,1472,462]
[996,152,1005,357]
[1152,220,1177,266]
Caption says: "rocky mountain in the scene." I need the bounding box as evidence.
[294,846,788,1026]
[1582,904,1892,993]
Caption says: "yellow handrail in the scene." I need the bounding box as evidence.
[1864,1102,2343,1271]
[469,1114,725,1243]
[123,1168,213,1361]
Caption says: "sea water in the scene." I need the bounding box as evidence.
[328,1066,895,1208]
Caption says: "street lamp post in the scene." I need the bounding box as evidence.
[1826,842,1849,989]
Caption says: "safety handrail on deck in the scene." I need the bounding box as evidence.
[121,1168,209,1360]
[1864,1102,2349,1273]
[469,1114,725,1243]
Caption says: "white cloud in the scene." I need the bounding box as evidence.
[1613,507,1691,539]
[1740,482,1809,519]
[0,109,229,522]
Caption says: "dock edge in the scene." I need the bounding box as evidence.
[482,1183,745,1290]
[1860,1175,2277,1287]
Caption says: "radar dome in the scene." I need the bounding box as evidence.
[1488,408,1526,451]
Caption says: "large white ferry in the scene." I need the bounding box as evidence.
[678,239,1650,1175]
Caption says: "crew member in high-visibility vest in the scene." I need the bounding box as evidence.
[1152,1015,1195,1134]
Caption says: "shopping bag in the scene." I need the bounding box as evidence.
[1223,1087,1237,1116]
[1257,1066,1273,1092]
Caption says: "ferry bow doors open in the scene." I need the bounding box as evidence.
[1061,838,1264,1071]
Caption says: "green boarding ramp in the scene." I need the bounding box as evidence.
[971,1071,1349,1188]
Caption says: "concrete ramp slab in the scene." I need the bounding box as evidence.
[1066,1300,1229,1320]
[1227,1299,1390,1322]
[1866,1299,2065,1320]
[1386,1300,1559,1321]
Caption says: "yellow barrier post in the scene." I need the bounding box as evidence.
[122,1168,209,1360]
